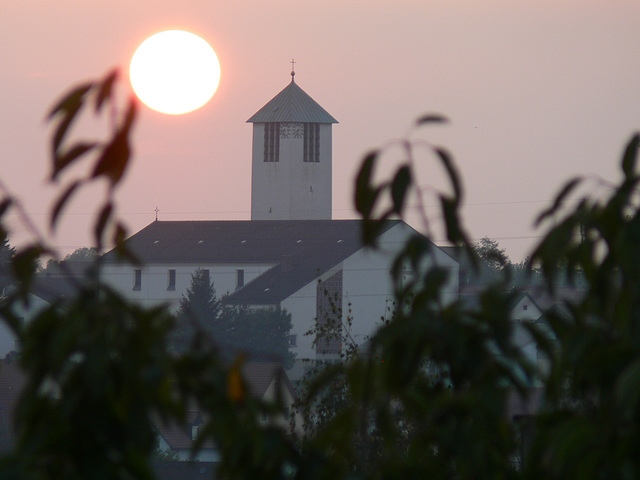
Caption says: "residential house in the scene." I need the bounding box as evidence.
[155,362,301,461]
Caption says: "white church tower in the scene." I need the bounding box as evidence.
[247,67,338,220]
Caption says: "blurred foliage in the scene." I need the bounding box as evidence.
[0,70,638,480]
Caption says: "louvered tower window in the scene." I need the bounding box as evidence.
[264,123,280,162]
[303,123,320,163]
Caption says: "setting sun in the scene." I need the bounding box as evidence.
[130,30,220,115]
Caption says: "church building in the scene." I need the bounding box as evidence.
[248,69,337,221]
[100,70,459,379]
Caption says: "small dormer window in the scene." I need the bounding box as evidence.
[264,123,280,162]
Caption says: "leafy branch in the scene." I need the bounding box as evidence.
[47,68,136,252]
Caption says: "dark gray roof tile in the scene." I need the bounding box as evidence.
[102,220,401,304]
[247,78,337,124]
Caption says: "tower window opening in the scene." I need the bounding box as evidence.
[303,123,320,163]
[264,123,280,162]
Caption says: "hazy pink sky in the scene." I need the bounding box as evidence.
[2,1,639,261]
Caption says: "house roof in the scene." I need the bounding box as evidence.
[156,410,205,451]
[102,220,401,305]
[242,362,293,399]
[246,76,338,124]
[511,291,543,317]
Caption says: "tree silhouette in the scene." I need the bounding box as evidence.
[172,269,220,351]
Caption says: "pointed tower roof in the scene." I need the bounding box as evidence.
[247,73,338,124]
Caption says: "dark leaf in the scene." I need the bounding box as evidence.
[355,151,380,218]
[91,133,129,186]
[50,180,82,231]
[47,82,92,120]
[112,222,139,264]
[91,99,137,186]
[362,218,385,247]
[11,244,45,301]
[391,165,411,214]
[94,202,113,251]
[535,176,582,226]
[113,222,127,247]
[440,195,465,245]
[0,198,13,218]
[48,83,92,154]
[415,114,449,126]
[122,96,137,132]
[94,69,119,113]
[51,142,97,181]
[435,147,462,202]
[621,133,640,180]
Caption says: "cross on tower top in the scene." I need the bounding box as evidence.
[290,58,296,79]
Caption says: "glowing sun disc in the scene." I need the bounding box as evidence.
[130,30,220,115]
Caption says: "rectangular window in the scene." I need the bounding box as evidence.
[303,123,320,163]
[264,123,280,162]
[133,269,142,291]
[288,334,297,348]
[236,269,244,290]
[167,269,176,291]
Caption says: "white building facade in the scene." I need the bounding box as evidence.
[99,219,459,379]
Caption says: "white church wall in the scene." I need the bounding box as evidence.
[100,262,275,312]
[251,124,292,220]
[341,224,459,348]
[280,280,318,379]
[288,124,332,220]
[250,123,332,220]
[279,224,460,381]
